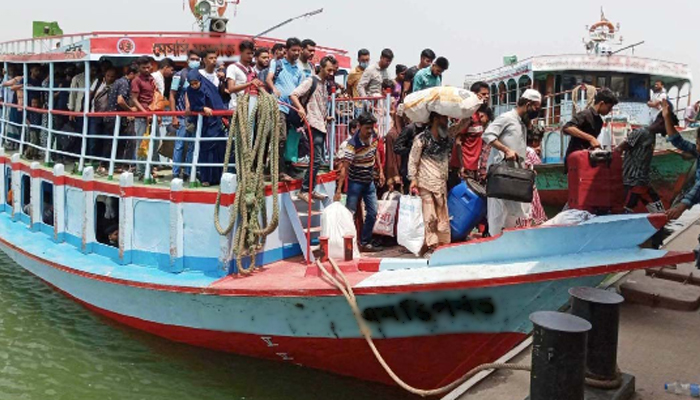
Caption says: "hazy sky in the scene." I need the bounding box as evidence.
[1,0,697,95]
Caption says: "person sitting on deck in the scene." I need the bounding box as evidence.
[411,57,449,93]
[408,112,455,257]
[335,112,385,253]
[185,69,227,187]
[562,88,618,169]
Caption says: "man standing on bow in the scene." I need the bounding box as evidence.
[482,89,542,236]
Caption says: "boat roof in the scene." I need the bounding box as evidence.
[0,31,352,68]
[465,53,692,85]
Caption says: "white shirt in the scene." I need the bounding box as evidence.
[225,63,248,110]
[199,69,220,87]
[649,88,667,121]
[151,71,165,94]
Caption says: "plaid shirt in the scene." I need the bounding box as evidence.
[669,134,700,206]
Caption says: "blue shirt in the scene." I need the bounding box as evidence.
[669,133,700,207]
[170,68,190,112]
[271,59,303,114]
[412,66,442,92]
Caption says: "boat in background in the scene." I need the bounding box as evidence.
[465,10,695,211]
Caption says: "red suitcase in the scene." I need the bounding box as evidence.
[567,150,625,214]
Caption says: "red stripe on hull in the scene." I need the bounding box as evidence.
[75,294,525,388]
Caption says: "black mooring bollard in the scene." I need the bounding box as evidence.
[530,311,591,400]
[569,287,624,381]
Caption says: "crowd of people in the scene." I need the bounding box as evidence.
[1,37,698,257]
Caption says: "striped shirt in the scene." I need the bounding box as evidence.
[344,131,379,183]
[622,128,655,187]
[270,58,303,114]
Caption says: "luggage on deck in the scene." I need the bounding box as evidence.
[486,160,535,203]
[567,149,624,214]
[448,180,486,241]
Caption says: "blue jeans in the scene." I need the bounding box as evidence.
[345,180,378,246]
[172,117,193,177]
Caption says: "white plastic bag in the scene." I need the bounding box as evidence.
[403,87,483,124]
[397,195,425,256]
[373,191,401,237]
[543,209,596,226]
[321,202,360,260]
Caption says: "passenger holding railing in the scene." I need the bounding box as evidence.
[131,57,156,180]
[171,50,201,180]
[89,67,117,175]
[108,64,138,171]
[2,70,23,150]
[185,69,227,187]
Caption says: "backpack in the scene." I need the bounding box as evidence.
[287,76,320,129]
[260,60,284,91]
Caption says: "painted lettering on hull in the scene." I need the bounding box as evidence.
[362,296,496,324]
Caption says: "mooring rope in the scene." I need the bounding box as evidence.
[214,91,281,274]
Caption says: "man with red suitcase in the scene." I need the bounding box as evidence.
[563,89,619,163]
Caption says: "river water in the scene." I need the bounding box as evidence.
[0,252,411,400]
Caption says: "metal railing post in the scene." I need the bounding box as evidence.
[330,90,336,171]
[545,96,552,126]
[19,63,28,155]
[78,60,90,172]
[108,115,121,179]
[46,61,54,165]
[189,114,203,186]
[0,61,8,144]
[144,113,157,184]
[384,90,391,137]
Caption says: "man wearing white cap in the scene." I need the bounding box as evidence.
[482,89,542,236]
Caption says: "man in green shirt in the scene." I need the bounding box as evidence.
[412,57,449,92]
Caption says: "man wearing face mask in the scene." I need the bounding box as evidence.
[408,112,455,257]
[171,50,201,180]
[347,48,370,98]
[482,89,542,236]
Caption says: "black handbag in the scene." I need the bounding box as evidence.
[486,159,535,203]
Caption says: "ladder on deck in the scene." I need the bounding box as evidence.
[282,185,333,263]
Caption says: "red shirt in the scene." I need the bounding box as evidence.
[131,74,155,110]
[450,121,485,171]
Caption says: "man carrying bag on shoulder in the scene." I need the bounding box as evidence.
[483,89,542,236]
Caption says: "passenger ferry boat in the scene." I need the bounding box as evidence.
[465,11,696,210]
[0,3,693,391]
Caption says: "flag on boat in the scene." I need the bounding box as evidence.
[32,21,63,38]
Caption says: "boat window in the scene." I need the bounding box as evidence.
[95,195,120,248]
[628,76,649,102]
[610,76,627,99]
[21,175,30,215]
[561,75,578,92]
[5,168,11,206]
[41,182,54,226]
[596,76,608,88]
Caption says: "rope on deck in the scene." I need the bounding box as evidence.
[214,91,281,274]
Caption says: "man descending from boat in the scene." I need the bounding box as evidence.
[226,40,264,112]
[357,49,393,97]
[292,55,338,204]
[617,104,678,214]
[335,112,385,252]
[562,88,619,166]
[402,48,436,100]
[665,100,700,221]
[648,80,667,122]
[408,112,454,257]
[267,37,304,183]
[482,89,542,236]
[411,57,449,93]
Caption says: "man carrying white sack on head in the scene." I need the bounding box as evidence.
[482,89,542,236]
